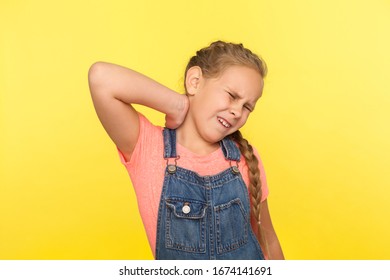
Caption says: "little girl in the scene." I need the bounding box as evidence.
[88,41,284,260]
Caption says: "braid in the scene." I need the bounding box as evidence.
[231,130,269,257]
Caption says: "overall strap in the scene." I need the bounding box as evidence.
[162,128,177,158]
[220,137,241,162]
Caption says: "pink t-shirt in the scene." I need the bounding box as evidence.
[118,113,269,257]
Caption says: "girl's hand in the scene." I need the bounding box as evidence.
[165,94,189,129]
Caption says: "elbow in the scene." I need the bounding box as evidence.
[88,62,105,91]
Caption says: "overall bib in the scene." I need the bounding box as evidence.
[155,128,264,260]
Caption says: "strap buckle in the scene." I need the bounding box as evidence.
[230,160,240,174]
[165,155,180,174]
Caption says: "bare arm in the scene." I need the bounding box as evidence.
[260,199,285,260]
[88,62,188,161]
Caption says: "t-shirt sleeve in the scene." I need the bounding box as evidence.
[117,113,163,169]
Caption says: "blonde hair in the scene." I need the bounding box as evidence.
[184,40,269,256]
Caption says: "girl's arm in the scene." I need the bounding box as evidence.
[88,62,189,161]
[260,200,285,259]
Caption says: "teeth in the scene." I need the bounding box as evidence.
[218,118,231,128]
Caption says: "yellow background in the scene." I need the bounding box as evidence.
[1,0,389,259]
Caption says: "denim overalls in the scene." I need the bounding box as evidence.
[155,128,264,260]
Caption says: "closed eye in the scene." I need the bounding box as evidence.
[227,91,236,99]
[244,105,253,112]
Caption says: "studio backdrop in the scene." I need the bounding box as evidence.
[1,0,389,259]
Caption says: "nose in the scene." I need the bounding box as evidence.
[230,104,242,118]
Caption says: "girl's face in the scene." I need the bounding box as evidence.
[184,65,264,149]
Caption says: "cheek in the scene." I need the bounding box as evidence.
[204,97,225,113]
[237,114,250,128]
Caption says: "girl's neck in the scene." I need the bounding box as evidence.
[176,122,220,156]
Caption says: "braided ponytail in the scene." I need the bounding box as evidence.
[231,130,269,258]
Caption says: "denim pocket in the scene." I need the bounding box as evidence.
[165,198,207,253]
[214,198,249,254]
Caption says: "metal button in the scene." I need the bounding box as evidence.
[167,165,176,174]
[232,166,240,174]
[182,204,191,214]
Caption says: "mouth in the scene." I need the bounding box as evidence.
[217,117,232,128]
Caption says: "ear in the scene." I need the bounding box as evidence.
[185,66,202,96]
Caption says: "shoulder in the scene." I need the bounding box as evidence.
[119,113,164,167]
[132,112,164,155]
